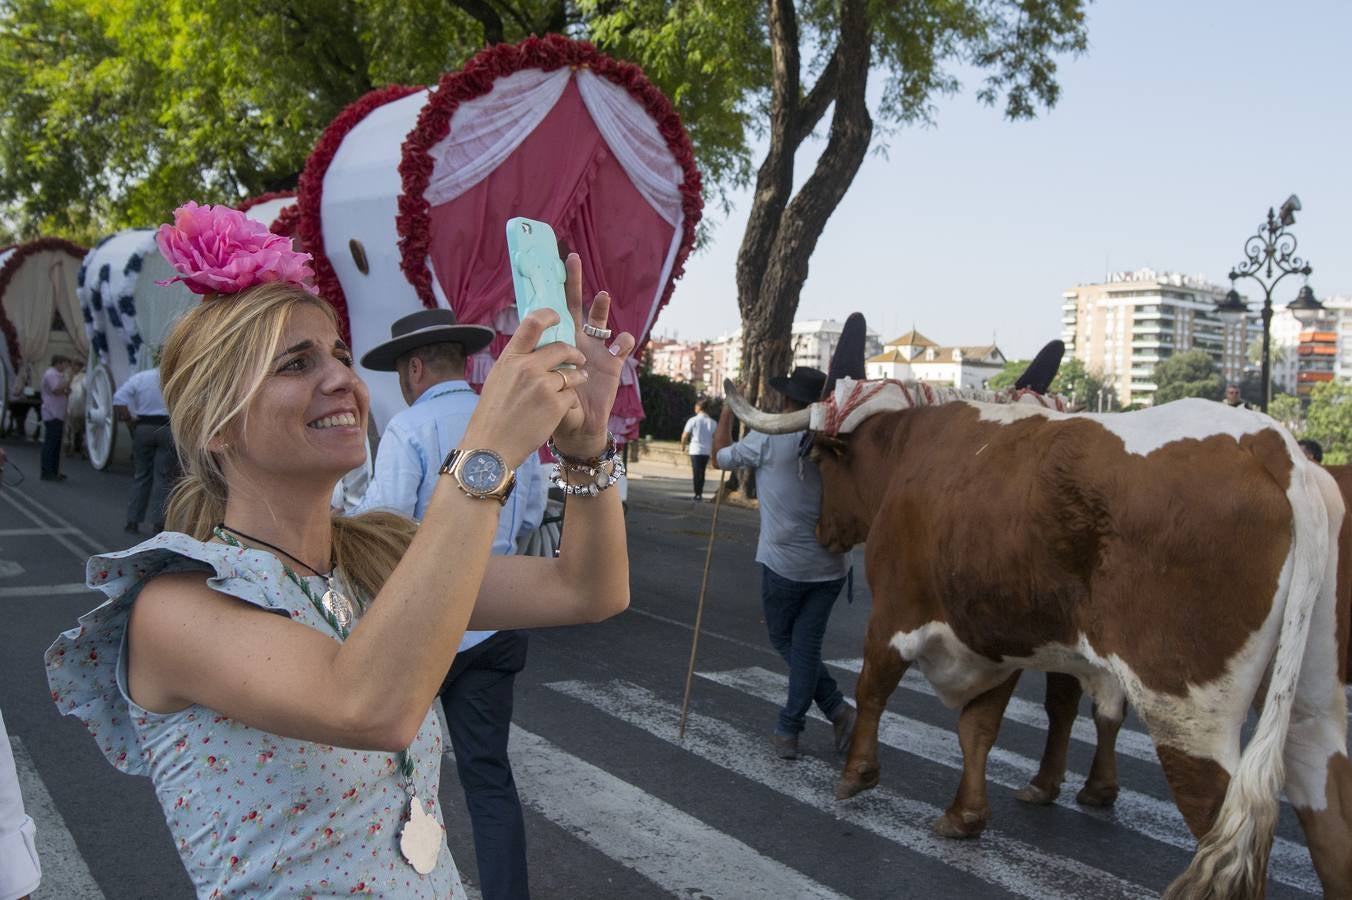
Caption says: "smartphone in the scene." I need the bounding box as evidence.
[506,217,575,352]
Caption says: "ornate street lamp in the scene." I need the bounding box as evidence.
[1216,194,1322,412]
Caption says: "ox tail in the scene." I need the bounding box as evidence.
[1164,450,1330,900]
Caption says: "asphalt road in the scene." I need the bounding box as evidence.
[0,435,1332,899]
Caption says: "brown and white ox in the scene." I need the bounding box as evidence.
[726,376,1352,899]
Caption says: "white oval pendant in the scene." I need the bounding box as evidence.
[322,588,354,630]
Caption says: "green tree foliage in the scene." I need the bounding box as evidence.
[987,358,1029,390]
[637,371,697,440]
[1267,392,1303,433]
[590,0,1089,407]
[0,0,565,239]
[1,0,1089,400]
[1302,381,1352,465]
[1049,357,1115,410]
[1151,349,1223,405]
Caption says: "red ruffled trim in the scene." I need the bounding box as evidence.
[270,203,301,238]
[396,34,703,333]
[298,85,425,344]
[235,190,296,214]
[0,237,87,368]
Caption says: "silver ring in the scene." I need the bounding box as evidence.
[581,323,613,340]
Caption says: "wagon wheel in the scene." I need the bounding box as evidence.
[85,362,117,470]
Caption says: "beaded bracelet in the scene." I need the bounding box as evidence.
[551,453,626,496]
[548,432,619,471]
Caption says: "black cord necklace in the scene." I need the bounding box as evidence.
[216,523,330,577]
[214,523,355,630]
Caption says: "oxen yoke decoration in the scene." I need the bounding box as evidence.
[810,378,1069,436]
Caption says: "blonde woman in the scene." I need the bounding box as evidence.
[46,203,633,898]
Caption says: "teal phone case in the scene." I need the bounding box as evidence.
[506,217,575,351]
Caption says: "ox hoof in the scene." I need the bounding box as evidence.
[933,809,987,839]
[1014,782,1060,805]
[835,765,879,800]
[1075,782,1119,807]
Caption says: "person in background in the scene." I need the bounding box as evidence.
[711,366,855,760]
[1222,383,1251,409]
[38,355,72,481]
[1298,438,1324,463]
[0,706,40,900]
[114,365,175,534]
[357,309,546,900]
[680,399,716,501]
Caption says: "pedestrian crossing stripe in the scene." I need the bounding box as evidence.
[509,725,846,899]
[698,665,1320,896]
[547,677,1157,900]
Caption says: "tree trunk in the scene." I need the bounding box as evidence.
[734,0,872,410]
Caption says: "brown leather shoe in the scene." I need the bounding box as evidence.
[771,733,798,760]
[831,704,857,755]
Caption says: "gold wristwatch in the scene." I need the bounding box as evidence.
[440,448,516,505]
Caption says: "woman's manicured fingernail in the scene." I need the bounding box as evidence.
[608,344,621,356]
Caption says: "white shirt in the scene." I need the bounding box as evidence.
[0,706,41,900]
[112,368,168,417]
[682,412,716,455]
[356,379,546,653]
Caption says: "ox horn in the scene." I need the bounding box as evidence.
[723,379,813,434]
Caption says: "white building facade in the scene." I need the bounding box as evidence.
[865,330,1007,389]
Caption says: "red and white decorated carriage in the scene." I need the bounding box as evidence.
[297,35,702,437]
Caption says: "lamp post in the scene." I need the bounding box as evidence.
[1215,194,1322,413]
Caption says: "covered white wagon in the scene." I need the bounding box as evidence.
[75,231,198,468]
[0,238,88,438]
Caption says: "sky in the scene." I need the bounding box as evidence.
[652,0,1352,360]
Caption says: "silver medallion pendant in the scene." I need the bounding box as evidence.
[321,587,354,630]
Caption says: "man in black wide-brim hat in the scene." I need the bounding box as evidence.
[358,307,544,900]
[709,366,855,760]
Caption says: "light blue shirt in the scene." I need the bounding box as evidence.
[716,430,848,583]
[357,379,547,652]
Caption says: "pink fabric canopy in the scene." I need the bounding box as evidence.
[426,81,675,432]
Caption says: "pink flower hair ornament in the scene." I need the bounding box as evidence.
[155,201,319,297]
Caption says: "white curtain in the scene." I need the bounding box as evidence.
[424,69,572,207]
[2,258,55,371]
[575,70,686,347]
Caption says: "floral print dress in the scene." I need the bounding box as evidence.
[46,532,466,899]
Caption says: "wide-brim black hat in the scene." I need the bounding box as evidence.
[360,308,495,372]
[768,366,828,406]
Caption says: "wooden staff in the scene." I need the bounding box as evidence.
[678,466,728,739]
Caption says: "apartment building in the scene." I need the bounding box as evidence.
[1060,268,1251,407]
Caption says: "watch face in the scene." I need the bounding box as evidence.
[461,451,505,492]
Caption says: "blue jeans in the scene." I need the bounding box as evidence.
[761,565,847,736]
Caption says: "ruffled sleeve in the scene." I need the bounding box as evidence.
[44,532,299,776]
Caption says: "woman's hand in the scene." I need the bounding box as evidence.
[464,310,588,468]
[553,253,636,457]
